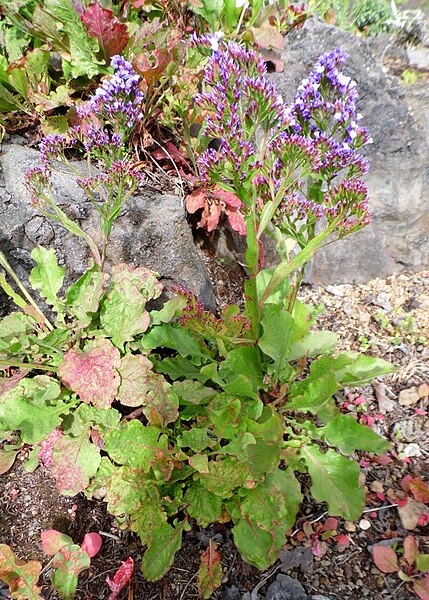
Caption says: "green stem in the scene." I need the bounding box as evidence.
[0,251,53,331]
[0,359,58,372]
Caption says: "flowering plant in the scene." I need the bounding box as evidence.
[24,56,144,268]
[0,41,394,595]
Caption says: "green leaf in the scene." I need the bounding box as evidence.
[198,541,223,599]
[41,0,104,79]
[218,347,263,395]
[141,521,185,581]
[0,446,19,474]
[104,420,168,471]
[52,432,101,495]
[118,354,179,426]
[244,406,284,477]
[189,454,209,473]
[59,338,121,409]
[199,457,254,498]
[232,518,285,570]
[173,380,217,405]
[65,264,107,327]
[0,544,42,599]
[416,554,429,573]
[218,431,256,460]
[208,393,241,440]
[320,414,389,455]
[287,331,338,361]
[29,246,66,320]
[334,352,394,386]
[288,371,340,414]
[0,376,72,444]
[51,544,90,600]
[101,285,150,350]
[178,428,211,452]
[300,445,365,520]
[142,323,208,359]
[104,467,167,545]
[259,304,294,379]
[239,468,302,532]
[184,483,224,527]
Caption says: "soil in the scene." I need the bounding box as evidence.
[1,254,428,600]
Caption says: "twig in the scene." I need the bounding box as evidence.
[251,564,281,600]
[362,503,398,513]
[99,531,122,541]
[179,571,198,600]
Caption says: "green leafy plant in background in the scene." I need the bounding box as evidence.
[0,43,394,596]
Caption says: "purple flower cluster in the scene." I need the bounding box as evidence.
[290,48,372,149]
[78,55,144,131]
[23,165,52,206]
[193,38,372,237]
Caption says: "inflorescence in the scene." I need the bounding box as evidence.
[192,37,372,237]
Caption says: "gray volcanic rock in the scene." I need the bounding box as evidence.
[269,19,429,285]
[0,143,215,315]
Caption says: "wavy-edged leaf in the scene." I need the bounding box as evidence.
[81,1,129,60]
[141,521,185,581]
[184,483,224,527]
[59,338,121,409]
[232,518,285,570]
[65,264,107,327]
[52,432,101,495]
[287,331,338,361]
[104,466,167,545]
[288,371,339,414]
[199,457,253,498]
[0,544,42,599]
[104,420,168,471]
[0,376,71,444]
[51,544,90,599]
[29,246,65,320]
[320,414,389,455]
[198,541,222,599]
[300,445,365,520]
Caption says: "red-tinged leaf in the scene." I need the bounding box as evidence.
[106,557,134,600]
[213,188,242,209]
[59,338,121,409]
[198,541,222,599]
[51,544,90,598]
[312,539,327,558]
[0,448,19,475]
[41,530,73,556]
[51,432,101,496]
[335,534,349,546]
[414,576,429,600]
[0,544,42,599]
[38,429,64,469]
[397,498,409,507]
[402,474,414,492]
[152,142,188,167]
[404,535,419,568]
[322,517,338,532]
[186,189,207,214]
[373,545,400,573]
[80,533,102,558]
[205,201,222,232]
[250,22,285,50]
[0,369,29,397]
[225,207,246,235]
[374,453,393,465]
[81,1,129,60]
[409,478,429,503]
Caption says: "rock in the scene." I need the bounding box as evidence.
[0,143,216,316]
[279,547,313,573]
[220,585,242,600]
[269,19,429,285]
[265,574,308,600]
[311,596,333,600]
[397,499,428,530]
[398,386,420,406]
[418,383,429,398]
[392,419,417,442]
[407,46,429,71]
[358,519,371,530]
